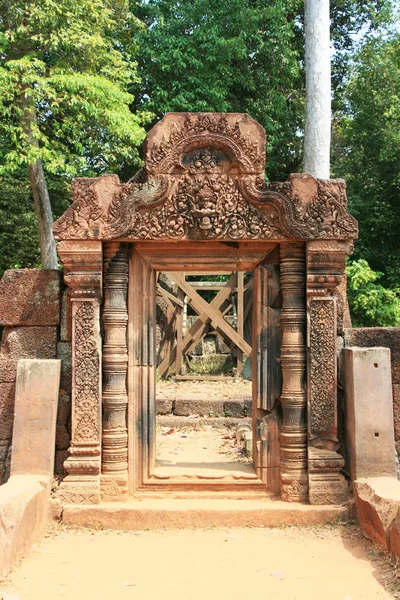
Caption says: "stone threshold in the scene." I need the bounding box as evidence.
[62,499,348,530]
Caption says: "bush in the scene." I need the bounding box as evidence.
[347,259,400,327]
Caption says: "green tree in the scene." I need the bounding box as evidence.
[347,259,400,327]
[332,32,400,287]
[132,0,393,181]
[0,0,147,267]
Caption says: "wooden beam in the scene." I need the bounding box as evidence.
[156,284,184,308]
[169,272,252,357]
[175,285,185,376]
[157,274,236,377]
[237,271,244,377]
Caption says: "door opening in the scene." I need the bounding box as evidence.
[154,270,255,482]
[128,242,282,493]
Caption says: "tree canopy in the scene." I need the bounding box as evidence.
[332,32,400,289]
[0,0,147,176]
[0,0,398,326]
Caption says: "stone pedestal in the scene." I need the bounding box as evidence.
[343,347,396,480]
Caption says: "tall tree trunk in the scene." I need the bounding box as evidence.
[27,159,58,269]
[21,90,58,269]
[304,0,331,179]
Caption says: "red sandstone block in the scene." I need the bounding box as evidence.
[389,510,400,558]
[0,383,15,441]
[0,327,57,383]
[0,269,60,326]
[57,341,72,394]
[57,391,71,426]
[393,384,400,455]
[60,288,72,342]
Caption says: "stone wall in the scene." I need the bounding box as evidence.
[0,269,72,484]
[343,328,400,457]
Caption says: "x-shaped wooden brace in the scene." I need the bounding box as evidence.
[157,272,252,377]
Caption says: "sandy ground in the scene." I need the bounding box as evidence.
[155,424,254,478]
[1,524,399,600]
[157,378,252,402]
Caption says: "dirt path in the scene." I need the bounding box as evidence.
[1,524,398,600]
[157,378,252,402]
[155,424,253,478]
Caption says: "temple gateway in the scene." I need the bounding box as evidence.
[52,112,358,505]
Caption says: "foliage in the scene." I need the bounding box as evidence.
[347,259,400,327]
[0,171,71,277]
[0,0,148,178]
[332,33,400,287]
[132,0,393,181]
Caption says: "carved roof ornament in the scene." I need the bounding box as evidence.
[53,112,358,242]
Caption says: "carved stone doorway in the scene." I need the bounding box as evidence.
[54,112,358,506]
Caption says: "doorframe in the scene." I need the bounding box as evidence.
[127,241,282,494]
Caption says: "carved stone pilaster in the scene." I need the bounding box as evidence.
[279,243,308,502]
[101,243,129,500]
[306,240,351,504]
[57,241,102,504]
[306,240,353,334]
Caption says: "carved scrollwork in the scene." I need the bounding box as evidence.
[309,299,336,434]
[74,302,100,442]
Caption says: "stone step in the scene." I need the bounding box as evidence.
[157,415,251,429]
[157,397,251,417]
[62,499,348,530]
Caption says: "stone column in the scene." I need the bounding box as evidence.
[279,243,308,502]
[57,241,102,504]
[101,242,129,500]
[306,240,351,504]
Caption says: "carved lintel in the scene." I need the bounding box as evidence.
[101,243,129,499]
[57,241,102,504]
[279,243,308,502]
[53,114,358,244]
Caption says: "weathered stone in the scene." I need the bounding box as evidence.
[389,508,400,558]
[0,327,58,383]
[0,383,15,440]
[174,399,223,417]
[0,269,60,326]
[393,383,400,455]
[11,359,61,478]
[60,287,72,342]
[48,496,63,521]
[54,449,69,477]
[57,390,71,426]
[344,327,400,383]
[156,398,174,415]
[0,440,10,485]
[203,335,217,355]
[343,347,396,480]
[0,475,50,579]
[57,341,72,394]
[56,424,70,451]
[223,400,250,417]
[354,477,400,551]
